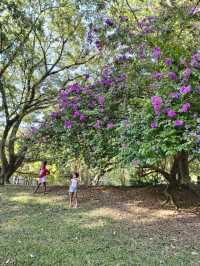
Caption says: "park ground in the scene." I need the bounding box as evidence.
[0,186,200,266]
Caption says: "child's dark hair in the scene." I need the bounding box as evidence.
[43,160,47,166]
[70,172,79,179]
[74,172,79,178]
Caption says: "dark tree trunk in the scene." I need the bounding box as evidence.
[169,151,190,188]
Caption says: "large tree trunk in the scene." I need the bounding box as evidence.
[145,152,198,207]
[169,151,190,188]
[0,118,26,185]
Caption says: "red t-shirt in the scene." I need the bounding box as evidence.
[39,167,49,178]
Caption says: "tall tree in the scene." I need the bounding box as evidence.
[0,0,96,184]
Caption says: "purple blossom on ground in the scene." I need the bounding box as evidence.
[107,122,114,129]
[169,92,180,99]
[167,109,176,117]
[151,121,158,128]
[164,58,172,66]
[174,120,184,126]
[168,71,177,81]
[152,47,161,60]
[181,103,191,112]
[183,68,191,81]
[179,85,191,94]
[64,120,72,129]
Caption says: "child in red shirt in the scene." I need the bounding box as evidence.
[34,161,50,194]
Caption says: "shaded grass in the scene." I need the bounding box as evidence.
[0,186,200,266]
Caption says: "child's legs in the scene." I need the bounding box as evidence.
[69,192,74,207]
[74,192,78,207]
[43,182,47,192]
[34,182,41,193]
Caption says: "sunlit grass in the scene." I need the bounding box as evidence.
[0,186,200,266]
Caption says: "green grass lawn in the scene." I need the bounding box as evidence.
[0,186,200,266]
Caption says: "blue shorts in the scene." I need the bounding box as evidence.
[69,186,77,193]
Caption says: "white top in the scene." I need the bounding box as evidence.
[70,178,78,188]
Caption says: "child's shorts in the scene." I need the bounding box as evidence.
[39,176,46,183]
[69,186,77,193]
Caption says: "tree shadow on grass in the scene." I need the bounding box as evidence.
[1,186,200,265]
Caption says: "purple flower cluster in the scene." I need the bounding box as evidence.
[190,6,200,15]
[51,112,59,120]
[97,95,105,106]
[151,96,163,115]
[183,68,191,81]
[179,85,191,94]
[64,120,72,129]
[100,78,112,87]
[107,122,114,129]
[164,58,172,66]
[167,109,176,118]
[191,52,200,69]
[169,92,180,100]
[31,127,37,133]
[139,16,156,34]
[181,103,190,113]
[174,120,184,127]
[94,119,101,129]
[151,121,158,128]
[95,40,102,50]
[152,47,161,60]
[168,72,177,81]
[80,114,87,122]
[105,18,114,27]
[138,44,146,59]
[115,73,127,83]
[152,72,163,80]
